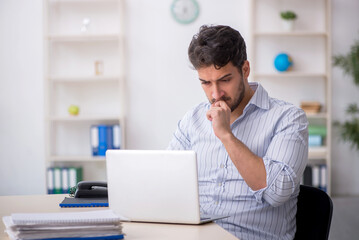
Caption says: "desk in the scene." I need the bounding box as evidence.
[0,194,238,240]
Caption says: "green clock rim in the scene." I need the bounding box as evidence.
[171,0,200,25]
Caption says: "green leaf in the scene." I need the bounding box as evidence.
[337,118,359,151]
[346,103,359,115]
[333,39,359,86]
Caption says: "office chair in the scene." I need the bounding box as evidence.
[294,185,333,240]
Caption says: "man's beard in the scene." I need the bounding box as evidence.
[210,77,245,112]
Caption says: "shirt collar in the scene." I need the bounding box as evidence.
[246,82,270,110]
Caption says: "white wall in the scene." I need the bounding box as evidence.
[0,0,358,196]
[331,0,359,195]
[0,0,45,195]
[124,0,250,150]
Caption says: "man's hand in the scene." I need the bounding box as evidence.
[207,100,267,191]
[206,100,232,140]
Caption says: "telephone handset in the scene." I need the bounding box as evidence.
[74,181,108,198]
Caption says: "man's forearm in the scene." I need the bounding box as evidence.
[220,133,267,191]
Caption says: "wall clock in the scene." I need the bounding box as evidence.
[171,0,200,24]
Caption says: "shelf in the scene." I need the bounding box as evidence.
[45,0,125,184]
[49,116,121,122]
[251,0,332,195]
[254,31,328,37]
[48,34,120,42]
[49,0,118,3]
[253,73,327,78]
[49,155,105,162]
[308,147,327,159]
[49,76,121,83]
[305,112,328,119]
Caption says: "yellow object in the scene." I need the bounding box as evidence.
[68,105,80,116]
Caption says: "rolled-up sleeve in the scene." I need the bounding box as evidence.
[251,108,308,207]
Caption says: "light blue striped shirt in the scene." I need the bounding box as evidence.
[168,82,308,240]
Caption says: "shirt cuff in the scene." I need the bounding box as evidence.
[249,157,288,203]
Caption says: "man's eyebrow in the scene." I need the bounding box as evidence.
[199,73,232,82]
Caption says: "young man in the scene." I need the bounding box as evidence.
[168,25,308,240]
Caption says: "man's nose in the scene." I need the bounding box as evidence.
[211,85,224,100]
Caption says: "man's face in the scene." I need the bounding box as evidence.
[197,62,249,112]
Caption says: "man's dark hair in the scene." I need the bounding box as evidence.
[188,25,247,73]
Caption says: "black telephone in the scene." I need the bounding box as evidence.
[74,181,108,198]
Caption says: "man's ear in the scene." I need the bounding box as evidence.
[242,60,250,79]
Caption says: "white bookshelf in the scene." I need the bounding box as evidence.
[250,0,332,194]
[43,0,126,184]
[253,72,327,78]
[253,31,328,37]
[308,147,328,160]
[48,34,121,42]
[50,76,121,83]
[49,155,106,162]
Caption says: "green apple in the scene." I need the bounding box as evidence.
[68,105,80,116]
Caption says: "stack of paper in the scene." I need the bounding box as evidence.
[2,210,126,240]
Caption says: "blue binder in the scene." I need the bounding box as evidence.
[106,125,114,150]
[98,125,107,156]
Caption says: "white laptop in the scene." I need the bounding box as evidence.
[106,149,229,224]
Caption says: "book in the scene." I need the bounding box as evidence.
[61,168,69,194]
[303,166,312,186]
[308,125,327,137]
[47,168,54,194]
[2,210,125,240]
[112,124,121,149]
[312,165,320,188]
[106,125,114,150]
[47,167,83,195]
[308,135,323,147]
[90,124,122,156]
[53,167,62,194]
[301,164,328,193]
[69,167,83,189]
[98,125,107,156]
[90,125,99,156]
[320,165,327,192]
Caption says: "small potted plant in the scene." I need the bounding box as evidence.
[280,10,297,31]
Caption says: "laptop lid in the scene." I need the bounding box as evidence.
[106,150,203,224]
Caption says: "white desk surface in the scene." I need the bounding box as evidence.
[0,194,238,240]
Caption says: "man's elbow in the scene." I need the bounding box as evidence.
[263,182,295,207]
[265,193,292,207]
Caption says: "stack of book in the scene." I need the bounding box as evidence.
[300,101,321,114]
[47,167,83,194]
[2,210,125,240]
[302,164,328,192]
[308,125,327,147]
[90,124,121,156]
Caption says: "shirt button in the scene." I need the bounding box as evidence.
[215,201,219,205]
[220,164,224,168]
[218,183,222,187]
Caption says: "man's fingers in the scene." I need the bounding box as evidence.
[206,111,213,121]
[213,100,230,110]
[207,107,222,121]
[217,100,230,109]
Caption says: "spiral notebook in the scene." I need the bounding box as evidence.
[2,210,127,240]
[10,209,125,224]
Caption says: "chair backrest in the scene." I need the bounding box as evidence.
[294,185,333,240]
